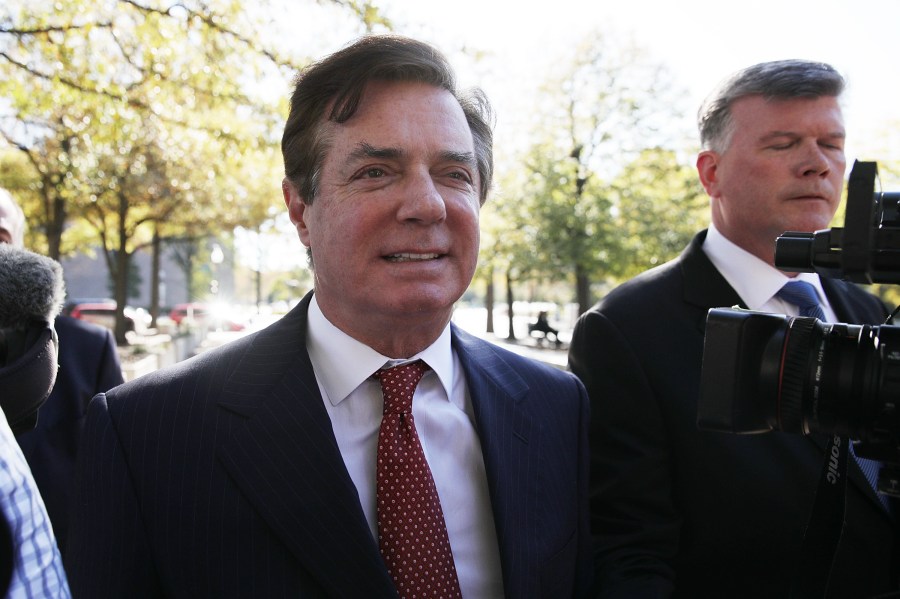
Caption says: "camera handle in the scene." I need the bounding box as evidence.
[790,435,848,599]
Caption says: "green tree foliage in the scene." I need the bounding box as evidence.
[516,143,616,315]
[610,147,707,279]
[0,0,384,342]
[501,32,695,315]
[479,175,538,339]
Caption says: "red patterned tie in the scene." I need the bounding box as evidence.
[373,360,462,599]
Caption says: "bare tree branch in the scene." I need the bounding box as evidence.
[0,51,255,143]
[0,22,113,35]
[117,0,300,69]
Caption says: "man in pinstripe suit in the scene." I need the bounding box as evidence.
[66,35,592,598]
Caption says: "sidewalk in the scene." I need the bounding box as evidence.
[450,306,571,370]
[191,321,570,370]
[186,308,571,370]
[466,331,569,370]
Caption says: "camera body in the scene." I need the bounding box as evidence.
[698,161,900,470]
[774,160,900,284]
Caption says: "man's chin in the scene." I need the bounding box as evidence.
[783,209,837,233]
[378,290,460,319]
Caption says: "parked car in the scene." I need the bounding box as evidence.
[168,303,210,326]
[168,302,246,332]
[69,302,149,333]
[62,297,115,316]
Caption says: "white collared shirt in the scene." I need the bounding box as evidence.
[306,296,504,598]
[703,223,838,322]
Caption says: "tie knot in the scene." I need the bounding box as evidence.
[777,280,825,319]
[374,360,430,415]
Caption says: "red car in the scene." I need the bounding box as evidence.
[69,302,148,333]
[169,303,246,332]
[168,303,210,326]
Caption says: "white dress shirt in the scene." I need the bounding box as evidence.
[306,296,504,598]
[703,223,838,322]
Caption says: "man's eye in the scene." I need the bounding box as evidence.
[362,168,385,178]
[448,171,472,183]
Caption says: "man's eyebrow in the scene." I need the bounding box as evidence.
[347,143,476,166]
[348,142,402,161]
[440,150,477,166]
[759,130,846,141]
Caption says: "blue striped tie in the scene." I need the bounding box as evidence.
[776,280,826,320]
[776,280,891,511]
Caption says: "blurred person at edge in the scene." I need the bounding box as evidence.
[66,35,592,598]
[0,189,70,597]
[0,190,124,554]
[569,60,898,598]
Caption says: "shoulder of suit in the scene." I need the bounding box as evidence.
[824,278,890,321]
[54,314,112,339]
[589,256,684,317]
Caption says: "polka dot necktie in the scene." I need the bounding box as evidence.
[777,280,891,511]
[373,360,462,599]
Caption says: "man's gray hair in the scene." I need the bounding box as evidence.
[698,59,845,152]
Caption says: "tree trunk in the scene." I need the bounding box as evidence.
[255,224,263,313]
[485,267,495,334]
[576,264,592,317]
[46,194,66,261]
[505,268,516,341]
[255,268,262,314]
[150,228,161,328]
[113,191,130,345]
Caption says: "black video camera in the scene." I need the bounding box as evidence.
[698,160,900,493]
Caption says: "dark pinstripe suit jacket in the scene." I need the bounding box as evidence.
[65,293,592,598]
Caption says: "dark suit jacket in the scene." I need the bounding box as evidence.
[16,315,123,553]
[66,293,592,598]
[569,231,899,599]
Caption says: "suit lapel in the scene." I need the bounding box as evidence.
[680,230,746,335]
[451,325,536,594]
[215,294,396,597]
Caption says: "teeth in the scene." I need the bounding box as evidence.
[386,253,440,262]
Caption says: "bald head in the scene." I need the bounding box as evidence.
[0,190,25,247]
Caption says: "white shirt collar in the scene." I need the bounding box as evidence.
[702,223,829,310]
[306,295,456,407]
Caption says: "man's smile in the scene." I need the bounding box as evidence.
[384,252,442,262]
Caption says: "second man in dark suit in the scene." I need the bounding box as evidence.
[569,60,898,597]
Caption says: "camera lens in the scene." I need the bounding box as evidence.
[777,318,900,444]
[699,308,900,446]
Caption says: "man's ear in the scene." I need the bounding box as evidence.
[696,151,720,198]
[282,178,311,247]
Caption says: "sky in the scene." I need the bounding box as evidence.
[251,0,900,272]
[363,0,900,167]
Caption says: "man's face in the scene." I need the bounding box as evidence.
[698,95,846,265]
[284,80,481,343]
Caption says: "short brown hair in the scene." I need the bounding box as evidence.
[281,35,494,204]
[698,59,845,152]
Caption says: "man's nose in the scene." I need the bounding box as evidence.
[797,142,837,178]
[397,171,447,223]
